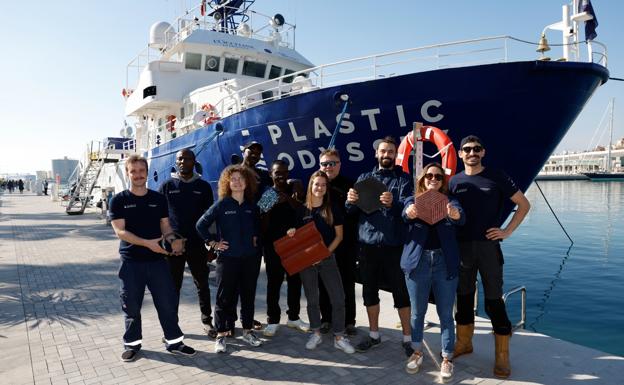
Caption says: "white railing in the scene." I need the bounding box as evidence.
[209,35,607,118]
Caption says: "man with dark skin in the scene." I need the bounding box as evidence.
[242,141,272,198]
[261,160,308,336]
[159,149,216,338]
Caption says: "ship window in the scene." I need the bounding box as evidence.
[180,107,185,119]
[224,58,239,74]
[243,60,267,78]
[205,55,220,72]
[283,69,295,83]
[261,90,274,103]
[185,53,202,70]
[269,65,282,79]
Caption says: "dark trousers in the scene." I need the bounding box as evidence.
[118,258,184,349]
[165,244,212,325]
[264,245,302,324]
[319,243,357,326]
[455,240,512,335]
[359,244,411,308]
[214,256,261,332]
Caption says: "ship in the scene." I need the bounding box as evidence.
[66,0,609,217]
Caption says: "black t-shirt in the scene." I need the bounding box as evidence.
[304,203,344,248]
[159,176,213,246]
[262,186,305,244]
[108,189,168,260]
[419,220,441,250]
[449,168,518,241]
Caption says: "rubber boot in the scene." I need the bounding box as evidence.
[493,333,511,379]
[453,323,474,358]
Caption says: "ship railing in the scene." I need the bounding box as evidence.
[472,284,527,331]
[215,35,608,116]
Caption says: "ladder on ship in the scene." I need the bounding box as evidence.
[65,152,107,215]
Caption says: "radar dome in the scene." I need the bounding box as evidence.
[149,21,175,49]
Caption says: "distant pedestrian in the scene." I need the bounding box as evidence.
[43,180,49,196]
[18,179,24,194]
[196,165,263,353]
[449,135,530,379]
[8,180,14,193]
[109,155,196,362]
[401,163,464,380]
[159,149,216,338]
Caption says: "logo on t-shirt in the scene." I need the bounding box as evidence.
[480,187,491,191]
[455,188,467,193]
[193,191,202,194]
[148,204,158,207]
[124,204,136,208]
[225,210,236,215]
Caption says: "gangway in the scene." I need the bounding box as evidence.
[65,140,136,215]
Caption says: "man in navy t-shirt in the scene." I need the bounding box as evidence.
[159,149,215,338]
[109,155,196,362]
[448,135,530,379]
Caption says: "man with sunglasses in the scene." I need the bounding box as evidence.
[317,149,358,336]
[449,135,530,379]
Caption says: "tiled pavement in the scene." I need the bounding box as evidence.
[1,191,622,385]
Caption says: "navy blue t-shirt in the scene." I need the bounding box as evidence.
[159,176,213,246]
[303,203,344,248]
[449,168,518,241]
[108,189,169,260]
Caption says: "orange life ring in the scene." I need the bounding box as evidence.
[201,104,220,124]
[396,125,457,178]
[166,115,177,132]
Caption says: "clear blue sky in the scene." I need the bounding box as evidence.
[0,0,622,174]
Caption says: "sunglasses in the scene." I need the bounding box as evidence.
[461,145,483,153]
[320,161,340,167]
[424,173,444,181]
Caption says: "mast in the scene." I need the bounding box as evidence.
[607,98,614,173]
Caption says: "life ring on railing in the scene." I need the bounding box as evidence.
[396,125,457,178]
[201,103,220,124]
[166,115,177,132]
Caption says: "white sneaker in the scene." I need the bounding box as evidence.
[286,319,310,332]
[263,323,280,337]
[306,333,322,350]
[405,351,423,374]
[242,331,262,347]
[334,337,355,354]
[440,359,453,381]
[214,336,227,354]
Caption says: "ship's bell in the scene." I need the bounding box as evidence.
[536,33,551,53]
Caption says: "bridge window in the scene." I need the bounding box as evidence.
[243,60,267,78]
[205,55,220,72]
[224,57,239,74]
[283,69,295,83]
[269,65,282,79]
[185,53,202,70]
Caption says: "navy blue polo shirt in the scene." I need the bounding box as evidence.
[159,176,213,246]
[108,189,169,260]
[195,197,260,258]
[449,168,518,241]
[303,203,344,248]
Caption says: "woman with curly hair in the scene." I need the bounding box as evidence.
[196,165,262,353]
[401,162,464,381]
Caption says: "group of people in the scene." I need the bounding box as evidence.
[109,134,529,381]
[1,179,25,193]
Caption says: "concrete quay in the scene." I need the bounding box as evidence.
[1,191,622,385]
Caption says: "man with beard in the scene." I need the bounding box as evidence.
[159,149,216,338]
[449,135,530,379]
[242,141,272,198]
[109,155,196,362]
[261,160,309,336]
[317,149,358,336]
[346,136,413,355]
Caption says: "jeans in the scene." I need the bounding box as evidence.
[404,249,457,358]
[166,243,212,325]
[118,258,184,349]
[300,255,346,336]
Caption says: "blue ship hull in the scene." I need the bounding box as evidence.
[146,60,608,217]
